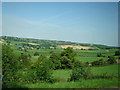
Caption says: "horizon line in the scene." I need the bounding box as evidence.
[1,35,118,47]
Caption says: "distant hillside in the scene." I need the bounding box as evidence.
[0,36,114,49]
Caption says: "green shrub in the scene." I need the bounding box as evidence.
[34,52,39,56]
[13,68,35,83]
[19,53,31,67]
[107,56,116,64]
[115,50,120,56]
[97,53,102,57]
[2,45,21,88]
[49,53,61,69]
[2,45,19,74]
[69,61,90,81]
[60,47,77,69]
[34,55,53,83]
[91,59,108,66]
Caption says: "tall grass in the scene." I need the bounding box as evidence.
[17,64,119,88]
[24,78,118,88]
[53,69,71,82]
[77,57,108,62]
[91,64,118,77]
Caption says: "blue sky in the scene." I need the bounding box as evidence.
[2,2,118,46]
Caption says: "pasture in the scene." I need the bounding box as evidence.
[1,36,119,88]
[17,64,118,88]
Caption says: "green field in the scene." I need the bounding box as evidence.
[23,78,118,88]
[16,64,118,88]
[10,42,120,88]
[77,57,108,62]
[1,36,119,88]
[91,64,118,76]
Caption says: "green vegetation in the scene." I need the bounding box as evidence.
[60,47,77,69]
[33,55,53,83]
[23,78,118,88]
[1,36,119,88]
[69,61,90,81]
[1,36,115,49]
[53,69,71,82]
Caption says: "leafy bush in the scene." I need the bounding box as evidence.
[69,61,90,81]
[34,55,53,83]
[107,56,116,64]
[97,53,102,57]
[49,53,61,69]
[91,56,117,67]
[2,45,21,88]
[2,45,19,74]
[60,47,77,69]
[115,50,120,56]
[34,52,39,56]
[19,53,31,68]
[13,68,35,83]
[91,59,105,66]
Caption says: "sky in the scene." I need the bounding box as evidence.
[2,2,118,46]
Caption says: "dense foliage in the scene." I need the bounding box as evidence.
[91,56,117,66]
[34,55,53,83]
[2,45,20,87]
[115,50,120,56]
[60,47,77,69]
[69,61,90,81]
[34,52,39,56]
[49,53,61,69]
[2,45,53,88]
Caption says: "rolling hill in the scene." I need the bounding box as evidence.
[0,36,114,50]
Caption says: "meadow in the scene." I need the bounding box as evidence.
[10,47,119,88]
[16,64,119,88]
[1,36,119,88]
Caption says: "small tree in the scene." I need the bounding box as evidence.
[60,47,77,69]
[28,54,31,59]
[97,53,102,57]
[34,52,39,56]
[19,53,30,68]
[107,56,116,64]
[115,50,120,56]
[49,53,61,69]
[2,45,20,88]
[34,55,53,83]
[69,61,90,81]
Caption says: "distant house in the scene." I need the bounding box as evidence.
[30,47,34,50]
[50,47,54,49]
[16,46,34,50]
[16,47,21,50]
[16,47,25,50]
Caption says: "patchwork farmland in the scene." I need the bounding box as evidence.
[1,36,119,88]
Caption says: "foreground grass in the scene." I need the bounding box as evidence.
[23,78,118,88]
[15,64,119,88]
[91,64,118,77]
[53,69,71,82]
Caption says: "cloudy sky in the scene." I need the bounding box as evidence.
[2,2,118,46]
